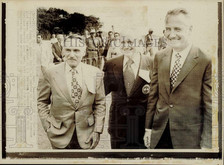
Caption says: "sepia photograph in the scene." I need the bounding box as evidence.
[1,0,223,164]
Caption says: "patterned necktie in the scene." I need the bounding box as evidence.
[71,69,82,109]
[170,53,182,89]
[123,58,135,96]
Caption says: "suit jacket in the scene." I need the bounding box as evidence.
[103,55,152,144]
[37,62,106,149]
[52,42,63,63]
[145,46,212,149]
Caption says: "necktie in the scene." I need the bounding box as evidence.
[170,53,182,89]
[123,58,135,96]
[71,69,82,109]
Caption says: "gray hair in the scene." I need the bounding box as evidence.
[165,8,192,25]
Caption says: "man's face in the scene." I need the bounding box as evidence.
[114,33,120,40]
[37,35,42,43]
[121,37,136,57]
[57,35,64,43]
[62,38,86,68]
[108,32,113,38]
[90,32,95,37]
[165,14,192,51]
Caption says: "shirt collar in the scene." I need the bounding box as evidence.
[65,62,82,74]
[172,43,192,58]
[123,52,140,67]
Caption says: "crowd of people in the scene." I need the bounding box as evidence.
[37,8,212,150]
[36,25,168,75]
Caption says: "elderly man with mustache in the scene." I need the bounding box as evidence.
[103,34,153,149]
[37,35,106,149]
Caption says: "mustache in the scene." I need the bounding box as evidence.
[67,58,77,60]
[122,47,134,50]
[167,36,181,40]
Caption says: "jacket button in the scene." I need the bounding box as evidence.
[169,104,173,108]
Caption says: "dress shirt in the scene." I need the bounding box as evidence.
[65,62,83,96]
[123,52,140,79]
[170,43,192,75]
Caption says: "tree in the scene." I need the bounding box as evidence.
[37,7,102,39]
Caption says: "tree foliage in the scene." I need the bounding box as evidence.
[37,7,102,39]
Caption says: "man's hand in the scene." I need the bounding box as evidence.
[85,132,100,149]
[143,129,152,148]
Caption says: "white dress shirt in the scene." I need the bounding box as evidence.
[123,52,141,79]
[170,44,192,75]
[65,62,83,96]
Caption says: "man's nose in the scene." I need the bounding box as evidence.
[69,50,75,57]
[168,29,176,38]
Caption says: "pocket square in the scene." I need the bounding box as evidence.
[139,69,151,83]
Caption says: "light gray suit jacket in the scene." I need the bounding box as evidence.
[37,62,106,149]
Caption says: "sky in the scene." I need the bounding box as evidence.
[18,0,218,55]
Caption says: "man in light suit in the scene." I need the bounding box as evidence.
[144,8,212,149]
[38,35,106,149]
[104,35,153,149]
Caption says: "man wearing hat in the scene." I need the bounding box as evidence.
[103,35,153,149]
[86,29,101,67]
[38,35,106,149]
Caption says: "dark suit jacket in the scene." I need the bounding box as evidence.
[103,55,153,146]
[52,42,63,63]
[145,46,212,149]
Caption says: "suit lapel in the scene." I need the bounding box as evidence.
[161,48,172,95]
[171,46,198,93]
[112,55,124,83]
[52,63,74,106]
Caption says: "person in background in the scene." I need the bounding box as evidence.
[106,32,122,60]
[86,29,101,67]
[96,30,105,70]
[52,34,64,64]
[50,34,57,44]
[158,30,167,50]
[103,31,114,59]
[144,29,155,57]
[36,34,53,77]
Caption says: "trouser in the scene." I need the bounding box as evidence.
[86,50,98,67]
[51,130,82,149]
[155,121,173,149]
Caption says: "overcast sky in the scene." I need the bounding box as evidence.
[36,0,218,55]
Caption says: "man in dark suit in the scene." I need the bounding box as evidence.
[144,8,212,149]
[52,34,64,64]
[104,35,153,149]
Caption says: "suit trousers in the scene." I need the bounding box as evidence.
[155,121,173,149]
[52,130,81,149]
